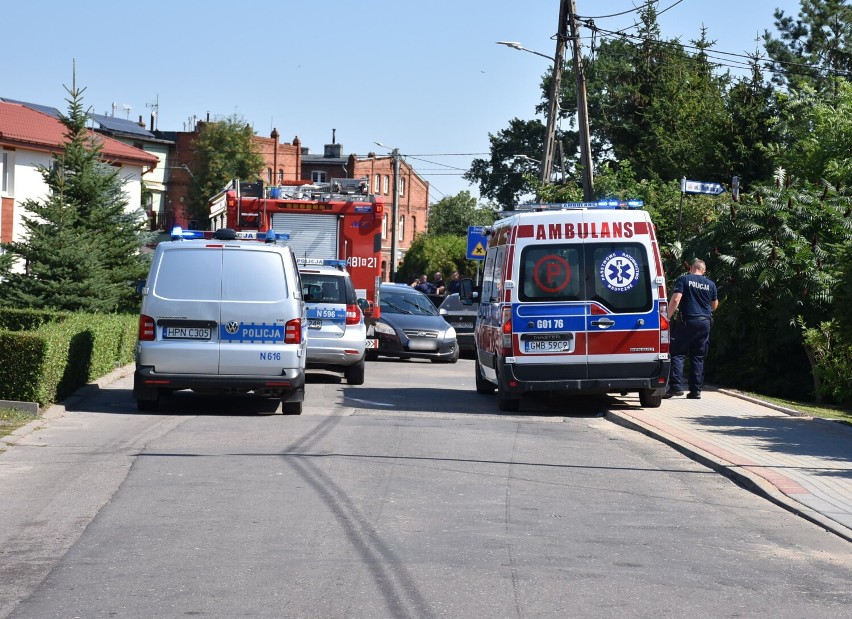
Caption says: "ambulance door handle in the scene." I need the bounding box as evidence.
[591,318,616,328]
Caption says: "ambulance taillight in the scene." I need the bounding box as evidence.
[500,306,513,355]
[659,301,670,354]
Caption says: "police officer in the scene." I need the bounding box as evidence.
[665,259,719,399]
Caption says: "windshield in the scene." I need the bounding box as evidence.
[381,289,439,316]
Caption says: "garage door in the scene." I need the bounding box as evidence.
[271,213,339,260]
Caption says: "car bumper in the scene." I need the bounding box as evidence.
[373,334,457,360]
[496,358,670,395]
[133,365,305,399]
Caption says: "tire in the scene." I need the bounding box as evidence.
[497,391,520,412]
[345,360,366,385]
[136,397,159,412]
[365,350,379,362]
[282,400,303,415]
[639,388,663,408]
[475,362,495,394]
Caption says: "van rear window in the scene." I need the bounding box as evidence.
[518,242,651,313]
[154,250,223,301]
[222,250,289,302]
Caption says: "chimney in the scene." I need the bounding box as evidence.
[324,128,342,158]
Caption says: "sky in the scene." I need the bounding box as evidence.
[3,1,803,203]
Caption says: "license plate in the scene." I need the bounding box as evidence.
[524,340,572,353]
[308,318,323,329]
[408,339,437,351]
[162,326,211,340]
[455,322,474,329]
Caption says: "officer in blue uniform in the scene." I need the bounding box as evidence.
[665,259,719,399]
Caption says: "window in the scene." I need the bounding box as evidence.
[374,174,380,193]
[312,171,327,184]
[278,169,284,183]
[399,177,405,196]
[398,215,405,241]
[412,217,417,235]
[382,213,388,239]
[1,151,12,195]
[383,175,389,194]
[267,168,273,183]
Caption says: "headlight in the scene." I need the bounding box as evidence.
[374,321,396,335]
[445,326,457,340]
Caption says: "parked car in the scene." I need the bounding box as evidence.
[438,293,477,355]
[298,260,366,385]
[367,283,458,363]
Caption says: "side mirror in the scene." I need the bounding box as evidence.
[357,298,370,311]
[135,279,147,295]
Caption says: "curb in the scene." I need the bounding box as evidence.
[1,364,135,447]
[605,409,852,544]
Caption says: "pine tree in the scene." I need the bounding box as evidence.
[0,70,150,312]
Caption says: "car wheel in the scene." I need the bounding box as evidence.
[345,360,366,385]
[136,396,159,412]
[365,350,379,361]
[282,400,302,415]
[639,388,663,408]
[475,362,495,394]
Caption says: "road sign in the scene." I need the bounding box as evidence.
[467,226,487,261]
[681,179,725,195]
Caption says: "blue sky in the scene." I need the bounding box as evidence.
[3,1,801,202]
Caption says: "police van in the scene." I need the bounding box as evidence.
[133,228,307,414]
[460,201,670,412]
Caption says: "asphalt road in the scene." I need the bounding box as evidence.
[1,359,850,618]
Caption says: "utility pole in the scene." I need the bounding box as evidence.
[390,148,400,282]
[568,0,594,201]
[541,0,570,186]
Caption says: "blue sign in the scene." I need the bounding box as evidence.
[467,226,487,260]
[681,179,725,195]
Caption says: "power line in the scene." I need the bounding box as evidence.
[580,0,684,20]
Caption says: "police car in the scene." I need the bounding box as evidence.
[298,259,367,384]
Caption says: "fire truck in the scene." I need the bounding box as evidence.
[207,178,384,320]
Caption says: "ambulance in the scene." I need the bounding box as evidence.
[460,200,670,412]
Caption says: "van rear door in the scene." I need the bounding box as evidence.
[582,210,661,379]
[218,247,295,375]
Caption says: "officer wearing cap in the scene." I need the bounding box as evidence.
[665,259,719,399]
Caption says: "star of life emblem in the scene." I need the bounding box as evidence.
[599,251,640,292]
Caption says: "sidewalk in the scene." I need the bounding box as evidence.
[608,387,852,543]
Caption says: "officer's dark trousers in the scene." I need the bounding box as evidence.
[669,318,711,393]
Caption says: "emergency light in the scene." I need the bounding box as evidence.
[296,258,349,270]
[515,199,644,212]
[170,226,205,241]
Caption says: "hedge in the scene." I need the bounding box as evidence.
[0,308,137,406]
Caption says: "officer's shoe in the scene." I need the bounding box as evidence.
[686,391,701,400]
[663,388,685,399]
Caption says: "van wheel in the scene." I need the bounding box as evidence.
[346,360,366,385]
[282,400,303,415]
[475,363,495,394]
[136,397,159,412]
[639,389,662,408]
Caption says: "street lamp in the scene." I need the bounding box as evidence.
[496,41,554,62]
[374,141,401,282]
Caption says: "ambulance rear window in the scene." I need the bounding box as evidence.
[518,242,651,313]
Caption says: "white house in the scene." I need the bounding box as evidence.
[0,101,158,248]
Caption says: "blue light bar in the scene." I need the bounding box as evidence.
[516,199,644,211]
[170,226,205,240]
[296,258,349,269]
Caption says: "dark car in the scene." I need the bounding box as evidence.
[366,284,459,363]
[438,293,477,355]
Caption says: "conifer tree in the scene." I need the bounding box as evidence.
[0,69,150,312]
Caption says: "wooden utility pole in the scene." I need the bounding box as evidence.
[541,0,570,185]
[568,0,594,200]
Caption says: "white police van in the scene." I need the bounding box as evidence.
[133,228,307,413]
[460,201,671,412]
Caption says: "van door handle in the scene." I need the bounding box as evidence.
[590,318,616,328]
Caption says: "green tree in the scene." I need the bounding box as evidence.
[764,0,852,96]
[398,234,474,284]
[0,74,151,312]
[427,191,498,236]
[691,170,852,398]
[187,114,265,224]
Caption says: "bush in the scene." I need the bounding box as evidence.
[0,309,137,406]
[801,320,852,405]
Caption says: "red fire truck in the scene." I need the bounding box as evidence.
[207,178,384,319]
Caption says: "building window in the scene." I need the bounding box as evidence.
[412,216,417,235]
[278,169,284,183]
[399,215,405,242]
[374,174,380,193]
[399,177,405,196]
[1,151,12,195]
[312,171,327,184]
[267,168,273,184]
[383,175,389,194]
[382,213,388,239]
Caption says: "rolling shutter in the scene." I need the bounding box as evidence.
[270,213,339,260]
